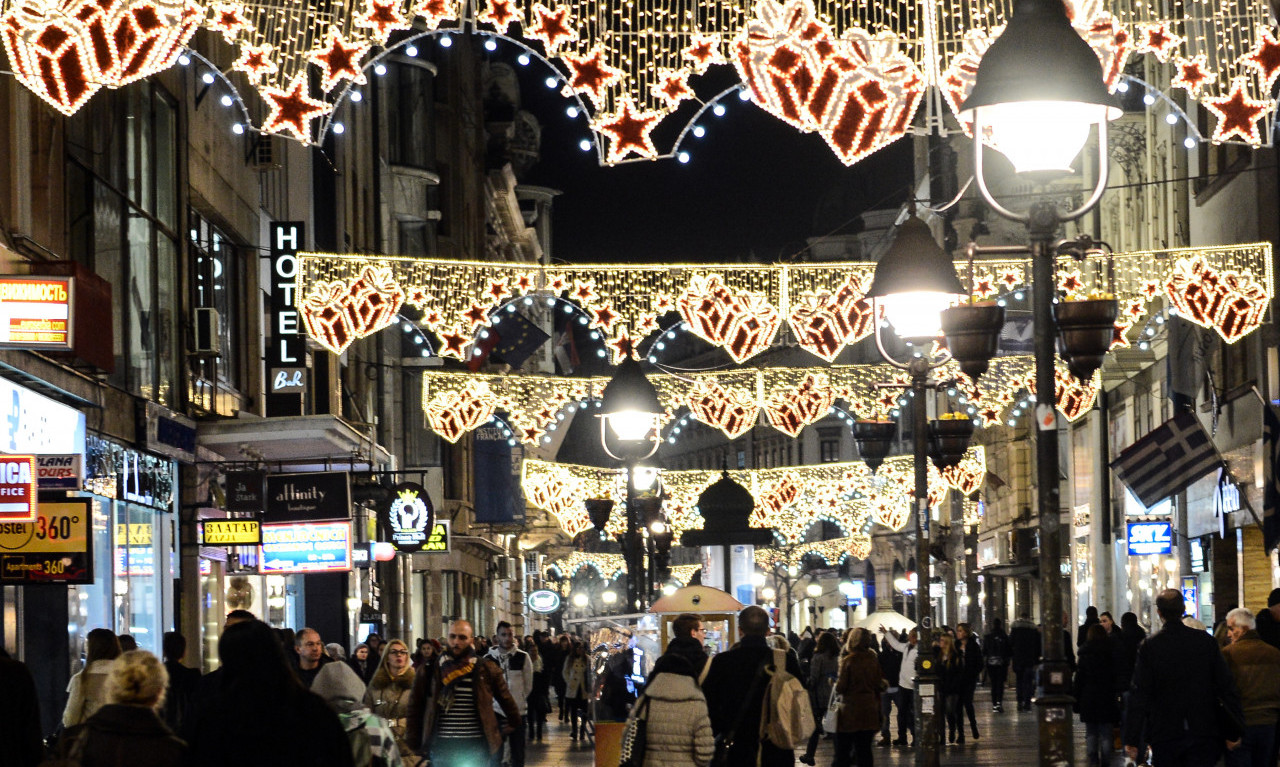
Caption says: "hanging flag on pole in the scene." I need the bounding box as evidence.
[1110,411,1225,509]
[1263,403,1280,553]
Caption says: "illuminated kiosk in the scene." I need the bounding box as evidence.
[648,585,744,655]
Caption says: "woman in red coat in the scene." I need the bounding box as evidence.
[833,627,885,767]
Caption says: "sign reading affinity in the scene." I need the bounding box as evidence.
[260,521,352,573]
[384,482,434,553]
[265,472,351,523]
[0,500,93,583]
[0,276,73,349]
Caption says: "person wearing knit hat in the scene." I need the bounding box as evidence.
[313,663,404,767]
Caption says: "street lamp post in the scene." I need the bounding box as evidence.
[864,213,997,767]
[958,0,1120,763]
[599,356,664,613]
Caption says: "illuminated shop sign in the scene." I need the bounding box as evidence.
[384,482,434,553]
[37,454,81,490]
[264,472,351,523]
[200,519,262,546]
[0,276,72,349]
[420,520,451,553]
[0,500,93,584]
[268,222,306,397]
[0,378,85,455]
[260,521,351,574]
[528,589,561,613]
[1126,521,1173,556]
[0,455,35,522]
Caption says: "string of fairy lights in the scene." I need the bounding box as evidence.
[0,0,1275,162]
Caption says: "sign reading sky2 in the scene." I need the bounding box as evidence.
[260,521,351,573]
[0,500,93,584]
[0,455,36,522]
[1127,521,1173,556]
[385,482,434,553]
[0,276,72,349]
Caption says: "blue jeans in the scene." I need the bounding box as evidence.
[1225,724,1275,767]
[1085,721,1114,764]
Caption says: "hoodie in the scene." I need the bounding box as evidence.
[627,670,714,767]
[312,663,404,767]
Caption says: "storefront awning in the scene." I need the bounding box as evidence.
[196,414,391,467]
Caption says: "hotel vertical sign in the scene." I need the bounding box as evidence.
[268,222,306,415]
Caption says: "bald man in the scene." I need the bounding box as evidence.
[407,620,521,765]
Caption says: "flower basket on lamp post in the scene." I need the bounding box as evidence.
[929,415,974,470]
[1053,297,1118,381]
[584,498,614,534]
[941,302,1006,380]
[853,420,898,472]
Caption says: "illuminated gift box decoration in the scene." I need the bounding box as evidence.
[300,265,405,355]
[678,273,782,363]
[424,380,496,443]
[688,380,760,439]
[763,372,837,437]
[1164,256,1268,342]
[786,275,876,362]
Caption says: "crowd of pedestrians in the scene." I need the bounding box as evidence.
[11,590,1280,767]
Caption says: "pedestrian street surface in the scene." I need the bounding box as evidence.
[524,687,1099,766]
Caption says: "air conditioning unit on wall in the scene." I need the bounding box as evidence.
[193,307,222,357]
[495,556,518,581]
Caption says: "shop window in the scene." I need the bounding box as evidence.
[386,60,437,170]
[819,428,842,463]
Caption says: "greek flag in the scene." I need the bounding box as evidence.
[1110,411,1224,509]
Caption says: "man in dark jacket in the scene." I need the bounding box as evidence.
[1009,615,1040,711]
[1124,589,1243,766]
[956,623,984,740]
[664,613,710,680]
[1077,605,1100,648]
[877,635,902,746]
[1254,588,1280,651]
[1222,607,1280,767]
[0,648,42,767]
[406,619,521,765]
[703,605,805,767]
[983,619,1012,713]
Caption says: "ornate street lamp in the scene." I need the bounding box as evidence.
[959,0,1120,762]
[865,210,999,767]
[599,356,663,612]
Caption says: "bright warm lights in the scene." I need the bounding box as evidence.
[346,597,362,612]
[976,101,1112,174]
[752,572,767,587]
[605,411,658,442]
[877,292,957,341]
[572,592,590,607]
[601,590,617,604]
[838,581,855,596]
[806,583,823,598]
[632,466,660,490]
[761,587,777,601]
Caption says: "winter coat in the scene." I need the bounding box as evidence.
[878,640,902,691]
[937,653,964,696]
[1124,619,1243,747]
[983,630,1011,669]
[161,659,200,735]
[1117,625,1146,688]
[808,650,839,712]
[188,679,354,767]
[1255,608,1280,651]
[627,671,714,767]
[1073,639,1119,724]
[664,636,709,681]
[958,636,983,686]
[1009,620,1040,672]
[57,704,186,767]
[486,647,535,715]
[702,635,805,767]
[0,655,44,767]
[348,646,376,685]
[1222,630,1280,727]
[835,649,882,733]
[406,652,521,756]
[364,665,414,754]
[63,659,115,727]
[564,656,592,699]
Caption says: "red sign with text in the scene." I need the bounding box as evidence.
[0,455,36,522]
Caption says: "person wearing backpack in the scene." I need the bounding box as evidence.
[983,619,1012,713]
[313,662,405,767]
[702,605,809,767]
[831,628,884,767]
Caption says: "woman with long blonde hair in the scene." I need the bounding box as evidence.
[936,634,965,745]
[365,638,416,758]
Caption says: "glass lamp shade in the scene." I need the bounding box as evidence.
[865,214,965,343]
[600,356,663,456]
[604,411,660,442]
[806,583,823,597]
[975,100,1113,174]
[876,291,959,341]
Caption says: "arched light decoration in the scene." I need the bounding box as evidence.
[546,552,626,580]
[301,244,1270,367]
[864,213,966,343]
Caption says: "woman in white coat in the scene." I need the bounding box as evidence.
[63,629,122,727]
[624,654,714,767]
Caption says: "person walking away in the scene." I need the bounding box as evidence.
[1075,624,1120,767]
[875,633,901,747]
[546,634,570,724]
[188,619,354,767]
[622,654,713,767]
[524,638,550,743]
[562,642,593,741]
[296,628,333,687]
[1253,589,1280,650]
[702,605,805,767]
[365,639,416,759]
[160,631,200,736]
[487,621,534,766]
[983,619,1012,713]
[1078,606,1100,648]
[879,627,917,746]
[937,635,965,745]
[832,628,883,767]
[405,619,520,766]
[1221,607,1280,767]
[0,647,44,767]
[1117,611,1148,763]
[1124,589,1243,767]
[49,650,185,767]
[955,623,982,740]
[313,662,404,767]
[1009,614,1041,712]
[63,628,122,727]
[800,630,840,765]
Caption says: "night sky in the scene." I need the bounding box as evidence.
[512,55,916,265]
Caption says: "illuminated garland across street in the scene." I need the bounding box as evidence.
[522,449,984,540]
[2,0,1275,159]
[299,243,1271,370]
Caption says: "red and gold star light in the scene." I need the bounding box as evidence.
[1135,22,1183,61]
[525,3,576,52]
[1202,78,1272,145]
[564,46,623,107]
[209,2,251,42]
[477,0,517,32]
[308,29,370,92]
[1171,55,1213,95]
[261,74,333,143]
[1242,26,1280,91]
[356,0,411,41]
[233,43,278,82]
[652,69,694,108]
[594,98,662,163]
[682,33,725,74]
[412,0,457,29]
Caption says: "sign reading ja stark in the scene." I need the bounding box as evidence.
[260,521,351,574]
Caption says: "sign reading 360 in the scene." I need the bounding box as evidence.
[384,482,434,553]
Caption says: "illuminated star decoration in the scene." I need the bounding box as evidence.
[356,0,412,41]
[525,4,577,53]
[1136,22,1183,62]
[652,69,694,108]
[413,0,457,29]
[1170,55,1213,95]
[594,98,662,163]
[1242,26,1280,91]
[999,268,1022,291]
[209,2,252,42]
[440,329,469,358]
[608,329,637,360]
[682,33,724,74]
[477,0,518,32]
[261,75,333,143]
[233,44,278,82]
[309,29,371,92]
[1202,78,1272,145]
[972,276,997,299]
[1057,271,1085,296]
[564,46,623,108]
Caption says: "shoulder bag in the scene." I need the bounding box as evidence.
[821,685,841,734]
[711,664,769,767]
[619,695,652,767]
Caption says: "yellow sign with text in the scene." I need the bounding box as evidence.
[420,520,450,553]
[201,520,261,546]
